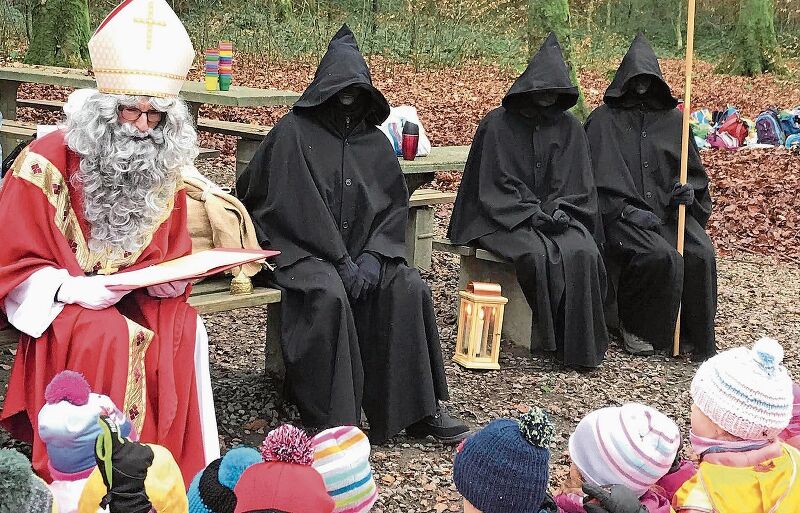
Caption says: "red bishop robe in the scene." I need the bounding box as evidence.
[0,130,205,485]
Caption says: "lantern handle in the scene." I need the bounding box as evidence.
[467,281,502,296]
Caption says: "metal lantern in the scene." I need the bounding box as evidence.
[453,282,507,370]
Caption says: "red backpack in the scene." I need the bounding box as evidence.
[717,112,749,146]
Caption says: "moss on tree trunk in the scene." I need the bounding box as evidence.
[24,0,90,67]
[721,0,784,76]
[526,0,588,120]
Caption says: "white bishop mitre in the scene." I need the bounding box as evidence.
[89,0,195,98]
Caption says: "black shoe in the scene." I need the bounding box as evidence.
[620,327,655,357]
[405,405,471,444]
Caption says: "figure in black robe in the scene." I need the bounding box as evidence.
[584,33,716,359]
[447,33,609,369]
[236,25,468,444]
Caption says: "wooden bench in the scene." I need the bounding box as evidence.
[0,119,220,160]
[432,238,538,349]
[0,276,285,379]
[406,189,456,269]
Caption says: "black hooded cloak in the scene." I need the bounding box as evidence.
[447,33,609,368]
[584,33,716,356]
[236,25,448,442]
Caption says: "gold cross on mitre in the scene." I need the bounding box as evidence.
[134,0,167,50]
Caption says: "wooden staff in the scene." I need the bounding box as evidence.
[674,0,697,356]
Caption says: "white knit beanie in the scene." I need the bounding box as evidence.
[568,403,681,497]
[691,337,794,440]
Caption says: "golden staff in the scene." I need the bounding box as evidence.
[674,0,697,356]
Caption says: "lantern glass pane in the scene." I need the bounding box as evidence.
[458,301,471,356]
[483,305,496,357]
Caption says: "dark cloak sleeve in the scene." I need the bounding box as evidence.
[448,109,602,245]
[236,115,349,268]
[584,106,712,229]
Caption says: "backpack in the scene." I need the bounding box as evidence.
[786,133,800,150]
[717,113,748,147]
[778,109,800,136]
[755,109,786,146]
[707,130,739,150]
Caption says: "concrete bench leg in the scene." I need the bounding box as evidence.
[235,138,262,180]
[457,255,537,349]
[405,206,435,270]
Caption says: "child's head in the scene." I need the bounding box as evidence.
[453,407,554,513]
[568,403,680,497]
[690,337,794,440]
[311,426,377,513]
[187,447,263,513]
[233,424,335,513]
[0,448,55,513]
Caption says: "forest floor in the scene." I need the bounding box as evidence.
[1,56,799,512]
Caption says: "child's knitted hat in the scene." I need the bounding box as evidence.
[78,416,187,513]
[233,425,335,513]
[691,337,794,440]
[568,403,680,497]
[453,408,554,513]
[0,449,56,513]
[188,447,263,513]
[38,370,133,475]
[312,426,377,513]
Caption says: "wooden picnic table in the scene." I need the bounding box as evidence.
[0,64,300,122]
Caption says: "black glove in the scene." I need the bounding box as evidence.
[621,205,662,231]
[355,252,381,295]
[530,209,554,230]
[545,209,570,233]
[94,416,154,513]
[670,182,695,207]
[582,484,648,513]
[335,256,367,301]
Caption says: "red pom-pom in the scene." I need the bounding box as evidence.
[44,370,91,405]
[260,424,313,466]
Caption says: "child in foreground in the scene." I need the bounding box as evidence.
[673,337,799,512]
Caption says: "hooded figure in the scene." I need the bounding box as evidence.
[236,25,468,444]
[584,33,716,358]
[447,33,609,368]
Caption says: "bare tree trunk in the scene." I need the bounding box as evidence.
[675,0,683,50]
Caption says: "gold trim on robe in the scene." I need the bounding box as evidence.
[122,317,154,434]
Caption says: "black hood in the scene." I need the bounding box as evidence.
[604,32,678,110]
[502,32,579,114]
[293,24,391,125]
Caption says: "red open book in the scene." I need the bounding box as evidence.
[102,248,280,291]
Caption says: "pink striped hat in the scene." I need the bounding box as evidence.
[312,426,378,513]
[568,403,680,496]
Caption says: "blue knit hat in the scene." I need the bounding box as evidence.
[188,447,262,513]
[453,408,554,513]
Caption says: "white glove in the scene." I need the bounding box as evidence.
[146,280,191,299]
[56,275,130,310]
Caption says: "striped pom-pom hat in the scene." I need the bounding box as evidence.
[691,337,794,440]
[569,403,681,497]
[312,426,378,513]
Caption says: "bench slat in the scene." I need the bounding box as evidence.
[189,287,281,315]
[197,118,272,139]
[408,189,456,208]
[17,98,64,111]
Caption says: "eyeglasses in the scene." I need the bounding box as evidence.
[118,106,164,124]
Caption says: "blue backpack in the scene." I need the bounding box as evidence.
[755,109,785,146]
[779,110,800,136]
[786,133,800,150]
